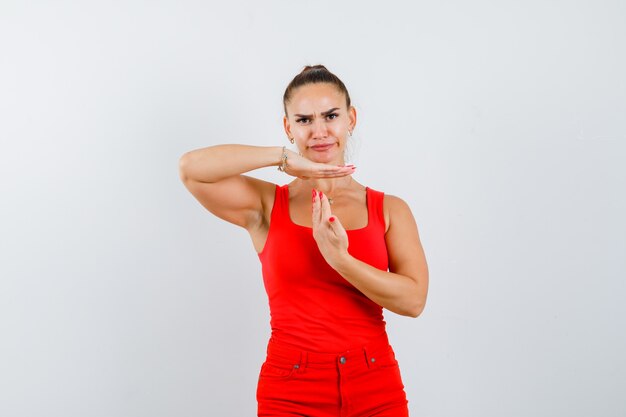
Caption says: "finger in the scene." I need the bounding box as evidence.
[315,166,356,178]
[324,167,356,175]
[320,191,333,223]
[311,189,321,229]
[330,165,356,174]
[316,164,356,174]
[328,214,346,237]
[320,171,356,178]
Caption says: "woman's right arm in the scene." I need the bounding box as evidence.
[179,144,355,230]
[178,145,283,230]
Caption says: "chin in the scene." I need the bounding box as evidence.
[307,151,336,162]
[307,145,343,163]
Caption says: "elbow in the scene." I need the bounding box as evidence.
[388,290,426,318]
[178,153,191,182]
[406,275,428,318]
[178,150,217,184]
[405,301,426,318]
[406,308,421,319]
[386,302,421,318]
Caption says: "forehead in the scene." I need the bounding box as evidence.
[287,83,346,113]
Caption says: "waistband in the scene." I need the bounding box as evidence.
[265,332,393,369]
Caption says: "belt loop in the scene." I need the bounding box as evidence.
[363,346,372,369]
[300,351,308,370]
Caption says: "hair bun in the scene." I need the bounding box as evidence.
[302,64,328,73]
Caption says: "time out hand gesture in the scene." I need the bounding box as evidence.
[311,190,350,269]
[283,149,355,179]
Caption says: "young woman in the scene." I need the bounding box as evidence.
[179,65,429,416]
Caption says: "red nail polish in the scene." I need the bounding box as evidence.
[320,191,324,199]
[329,216,335,222]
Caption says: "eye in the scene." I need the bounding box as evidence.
[296,117,310,124]
[326,113,338,120]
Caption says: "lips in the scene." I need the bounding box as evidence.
[310,143,335,151]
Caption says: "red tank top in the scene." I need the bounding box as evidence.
[258,184,389,352]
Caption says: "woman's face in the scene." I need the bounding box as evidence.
[283,82,356,165]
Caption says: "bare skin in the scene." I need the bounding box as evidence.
[179,82,429,317]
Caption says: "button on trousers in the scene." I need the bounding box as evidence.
[256,334,409,417]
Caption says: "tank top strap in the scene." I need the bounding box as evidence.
[366,186,386,230]
[268,184,289,226]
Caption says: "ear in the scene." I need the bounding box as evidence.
[348,106,357,131]
[283,115,292,138]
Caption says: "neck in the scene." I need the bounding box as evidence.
[302,176,353,195]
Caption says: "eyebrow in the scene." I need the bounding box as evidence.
[294,108,340,118]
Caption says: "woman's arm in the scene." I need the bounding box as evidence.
[179,145,355,230]
[179,145,284,229]
[312,192,429,318]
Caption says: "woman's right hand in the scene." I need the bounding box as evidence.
[282,149,356,179]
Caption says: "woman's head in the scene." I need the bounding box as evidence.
[283,65,356,165]
[283,65,351,116]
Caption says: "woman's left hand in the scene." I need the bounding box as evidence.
[311,190,350,269]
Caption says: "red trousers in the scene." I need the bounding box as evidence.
[256,334,409,417]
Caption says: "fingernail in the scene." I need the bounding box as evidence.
[312,189,316,201]
[320,191,324,199]
[329,216,335,222]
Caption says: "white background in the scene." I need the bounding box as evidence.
[1,1,625,416]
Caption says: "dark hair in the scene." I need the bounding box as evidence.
[283,65,351,116]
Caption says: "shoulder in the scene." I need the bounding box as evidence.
[382,193,410,209]
[243,175,279,200]
[382,194,415,234]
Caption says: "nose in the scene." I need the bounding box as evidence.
[311,118,328,139]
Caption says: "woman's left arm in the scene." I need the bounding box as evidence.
[313,192,429,318]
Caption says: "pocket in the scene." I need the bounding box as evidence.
[368,344,400,370]
[258,360,300,381]
[366,346,407,397]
